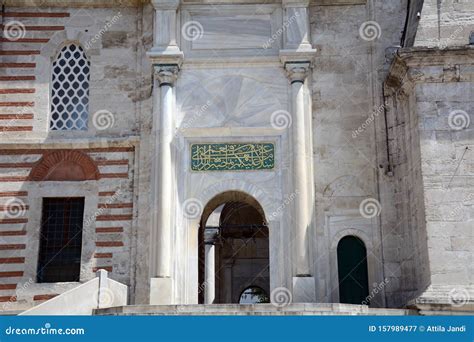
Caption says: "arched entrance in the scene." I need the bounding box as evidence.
[337,236,369,304]
[198,191,270,304]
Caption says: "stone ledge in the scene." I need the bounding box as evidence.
[95,303,417,316]
[4,0,144,7]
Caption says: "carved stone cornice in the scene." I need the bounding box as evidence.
[154,65,180,86]
[284,62,311,83]
[384,46,474,96]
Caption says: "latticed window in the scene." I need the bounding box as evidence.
[37,198,85,283]
[50,44,90,131]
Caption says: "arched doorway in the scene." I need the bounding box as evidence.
[198,191,270,304]
[337,236,369,304]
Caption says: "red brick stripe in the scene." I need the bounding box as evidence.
[0,257,25,264]
[0,147,133,155]
[0,271,23,277]
[0,51,40,56]
[0,284,17,290]
[0,102,34,107]
[0,114,34,120]
[0,206,29,211]
[0,25,64,31]
[0,63,36,68]
[0,127,33,133]
[0,38,49,43]
[0,244,26,250]
[96,241,123,247]
[93,266,113,272]
[99,192,118,197]
[0,76,36,81]
[0,89,35,94]
[0,191,28,197]
[95,159,129,166]
[94,253,112,258]
[3,12,70,18]
[33,294,58,301]
[0,296,16,302]
[0,162,34,167]
[96,227,123,233]
[0,176,29,181]
[0,231,27,236]
[98,203,133,209]
[96,215,132,221]
[100,173,129,179]
[0,218,28,224]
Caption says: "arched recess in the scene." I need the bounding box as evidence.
[336,235,369,305]
[198,190,270,304]
[29,150,100,181]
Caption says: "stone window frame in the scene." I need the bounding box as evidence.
[37,31,97,137]
[23,181,99,290]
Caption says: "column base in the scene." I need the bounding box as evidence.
[408,284,474,314]
[150,277,173,305]
[292,276,316,303]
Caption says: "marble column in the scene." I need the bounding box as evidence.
[285,62,316,302]
[204,228,219,304]
[280,0,317,304]
[148,0,183,305]
[286,62,311,277]
[149,64,180,305]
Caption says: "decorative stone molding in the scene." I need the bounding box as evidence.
[29,150,100,181]
[284,62,311,83]
[154,65,180,86]
[4,0,143,7]
[384,47,474,96]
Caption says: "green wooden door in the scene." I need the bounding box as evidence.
[337,236,369,304]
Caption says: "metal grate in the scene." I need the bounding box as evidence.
[37,198,85,283]
[50,44,90,131]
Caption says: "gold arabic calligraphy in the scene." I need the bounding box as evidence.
[191,143,275,171]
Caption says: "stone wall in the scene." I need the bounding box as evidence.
[384,47,473,309]
[0,5,153,310]
[415,0,474,48]
[1,0,472,312]
[310,0,411,307]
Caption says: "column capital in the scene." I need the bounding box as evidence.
[284,62,311,83]
[154,64,180,86]
[204,227,219,245]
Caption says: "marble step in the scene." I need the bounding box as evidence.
[95,303,417,316]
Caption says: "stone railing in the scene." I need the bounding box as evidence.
[19,270,127,316]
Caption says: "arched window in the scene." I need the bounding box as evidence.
[50,44,90,131]
[337,236,369,305]
[239,286,269,304]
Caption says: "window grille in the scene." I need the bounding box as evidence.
[50,44,90,131]
[37,198,85,283]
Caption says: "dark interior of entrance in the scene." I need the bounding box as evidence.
[198,192,270,304]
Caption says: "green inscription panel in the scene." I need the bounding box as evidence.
[191,143,275,171]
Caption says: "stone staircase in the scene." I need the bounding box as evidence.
[94,303,417,316]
